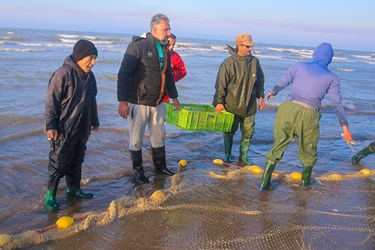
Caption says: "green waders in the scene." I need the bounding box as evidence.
[223,133,234,163]
[261,101,320,190]
[301,166,314,188]
[351,141,375,163]
[45,189,58,211]
[259,162,276,190]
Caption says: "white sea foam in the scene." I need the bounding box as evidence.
[83,35,98,40]
[57,34,79,38]
[92,40,114,45]
[351,54,374,60]
[256,55,283,60]
[336,68,355,72]
[267,47,313,58]
[60,38,77,43]
[0,48,47,52]
[332,56,348,62]
[210,45,226,51]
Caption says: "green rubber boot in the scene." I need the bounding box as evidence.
[259,163,276,191]
[301,166,314,188]
[223,133,234,163]
[239,138,253,165]
[352,145,374,163]
[66,187,93,198]
[45,189,58,211]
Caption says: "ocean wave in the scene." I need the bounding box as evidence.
[82,35,98,40]
[0,48,48,52]
[267,47,313,58]
[362,61,375,65]
[336,68,355,72]
[59,38,77,43]
[0,36,26,41]
[0,129,43,144]
[57,34,79,38]
[351,54,375,60]
[256,55,283,60]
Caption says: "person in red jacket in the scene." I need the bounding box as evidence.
[162,33,187,102]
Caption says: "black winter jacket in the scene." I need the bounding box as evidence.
[117,33,178,106]
[45,56,100,140]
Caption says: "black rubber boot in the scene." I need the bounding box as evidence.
[223,133,234,163]
[239,137,253,165]
[301,166,313,188]
[45,189,58,211]
[131,150,150,184]
[352,145,374,163]
[152,146,175,176]
[259,162,276,191]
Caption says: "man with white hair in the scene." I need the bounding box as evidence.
[117,14,180,184]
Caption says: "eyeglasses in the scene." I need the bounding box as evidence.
[241,44,253,49]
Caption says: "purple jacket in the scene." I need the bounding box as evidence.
[271,43,348,126]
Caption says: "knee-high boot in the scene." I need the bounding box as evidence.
[352,145,374,163]
[259,162,276,191]
[66,165,93,198]
[131,150,150,184]
[239,137,253,165]
[45,189,58,211]
[301,166,314,188]
[45,165,61,211]
[152,146,175,176]
[223,133,234,163]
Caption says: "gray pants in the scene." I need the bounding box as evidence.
[128,103,166,151]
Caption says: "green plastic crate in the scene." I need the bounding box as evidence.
[165,103,234,132]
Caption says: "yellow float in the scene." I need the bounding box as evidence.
[213,159,224,165]
[150,190,166,202]
[290,172,302,180]
[359,168,371,175]
[56,216,75,229]
[179,159,188,167]
[243,165,263,174]
[0,234,12,248]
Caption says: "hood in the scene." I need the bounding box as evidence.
[226,44,251,60]
[64,55,89,77]
[312,42,333,66]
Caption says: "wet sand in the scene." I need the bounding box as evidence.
[4,160,374,250]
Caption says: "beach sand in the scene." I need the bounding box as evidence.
[3,159,374,250]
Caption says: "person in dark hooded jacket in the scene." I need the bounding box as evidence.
[259,42,353,190]
[44,39,100,211]
[213,34,265,165]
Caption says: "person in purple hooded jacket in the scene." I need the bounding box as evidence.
[259,43,353,190]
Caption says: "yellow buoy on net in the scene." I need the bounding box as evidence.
[359,168,371,175]
[0,234,12,248]
[290,172,302,180]
[244,165,263,174]
[56,216,75,229]
[150,190,166,203]
[213,159,224,165]
[179,159,188,167]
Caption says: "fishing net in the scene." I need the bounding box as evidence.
[1,163,374,249]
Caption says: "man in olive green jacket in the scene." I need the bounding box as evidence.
[213,34,265,164]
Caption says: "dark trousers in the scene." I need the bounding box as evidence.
[47,134,88,192]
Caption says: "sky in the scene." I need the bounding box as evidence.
[1,0,374,51]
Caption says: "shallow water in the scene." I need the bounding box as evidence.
[0,28,374,249]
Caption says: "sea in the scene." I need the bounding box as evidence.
[0,28,374,249]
